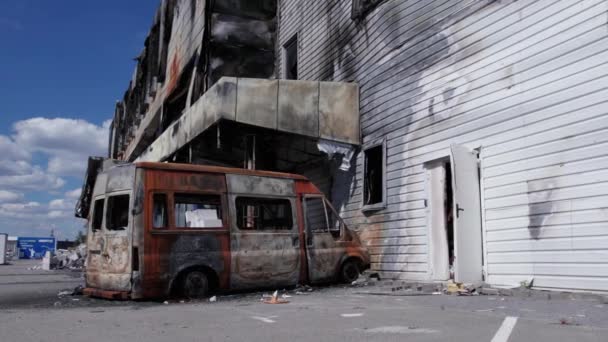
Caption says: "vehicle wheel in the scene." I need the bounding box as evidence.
[340,259,361,283]
[182,271,209,299]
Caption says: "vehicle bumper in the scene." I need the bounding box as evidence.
[83,287,130,300]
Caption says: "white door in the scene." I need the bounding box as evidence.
[450,145,483,284]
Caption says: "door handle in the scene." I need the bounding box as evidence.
[456,204,464,218]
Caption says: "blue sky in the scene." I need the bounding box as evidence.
[0,0,158,240]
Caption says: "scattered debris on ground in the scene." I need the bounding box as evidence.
[263,290,289,304]
[50,244,87,270]
[445,280,478,296]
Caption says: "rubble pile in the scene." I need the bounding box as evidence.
[49,244,87,270]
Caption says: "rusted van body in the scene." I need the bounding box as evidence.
[83,162,369,300]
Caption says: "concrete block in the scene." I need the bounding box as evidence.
[236,78,278,130]
[200,77,238,124]
[278,80,319,138]
[319,82,360,145]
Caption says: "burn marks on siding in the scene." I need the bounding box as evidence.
[527,180,557,240]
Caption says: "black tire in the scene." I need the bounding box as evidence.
[181,271,209,299]
[340,259,361,283]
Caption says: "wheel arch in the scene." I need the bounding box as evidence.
[168,264,220,296]
[338,254,368,274]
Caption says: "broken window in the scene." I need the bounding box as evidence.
[174,194,223,228]
[106,195,130,231]
[305,197,342,237]
[91,199,104,232]
[363,141,386,209]
[283,35,298,80]
[236,197,293,231]
[351,0,387,21]
[153,194,168,229]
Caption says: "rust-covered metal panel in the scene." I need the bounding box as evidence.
[83,161,370,299]
[226,174,295,197]
[227,193,301,290]
[141,168,230,297]
[136,162,308,181]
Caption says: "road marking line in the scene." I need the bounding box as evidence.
[251,316,276,323]
[491,316,518,342]
[341,313,364,318]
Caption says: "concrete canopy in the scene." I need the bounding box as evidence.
[135,77,360,162]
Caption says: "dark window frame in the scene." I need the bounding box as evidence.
[173,193,224,229]
[106,194,130,231]
[152,193,169,229]
[236,197,294,231]
[362,138,387,211]
[283,34,298,80]
[304,196,344,236]
[91,198,105,232]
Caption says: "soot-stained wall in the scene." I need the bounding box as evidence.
[110,0,276,161]
[278,0,608,291]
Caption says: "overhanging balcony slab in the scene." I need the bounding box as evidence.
[136,77,360,162]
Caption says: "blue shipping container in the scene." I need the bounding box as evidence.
[17,237,56,259]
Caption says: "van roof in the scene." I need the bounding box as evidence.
[135,162,309,181]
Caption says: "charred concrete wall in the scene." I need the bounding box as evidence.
[278,0,608,291]
[110,0,276,161]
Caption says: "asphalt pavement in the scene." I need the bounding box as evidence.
[0,260,83,308]
[1,260,608,341]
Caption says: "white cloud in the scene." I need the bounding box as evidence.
[0,135,29,161]
[0,116,109,239]
[0,194,85,238]
[0,160,33,176]
[0,190,24,203]
[0,201,43,219]
[0,165,65,191]
[65,188,82,199]
[11,117,110,177]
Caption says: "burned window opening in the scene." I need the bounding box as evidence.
[283,35,298,80]
[106,195,130,231]
[161,54,197,133]
[363,143,385,208]
[236,197,293,231]
[174,194,223,229]
[153,194,169,229]
[305,197,341,238]
[91,199,104,232]
[159,0,176,82]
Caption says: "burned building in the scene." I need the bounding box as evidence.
[108,0,608,292]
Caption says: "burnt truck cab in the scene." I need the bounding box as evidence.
[79,161,369,299]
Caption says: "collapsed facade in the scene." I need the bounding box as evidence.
[107,0,608,292]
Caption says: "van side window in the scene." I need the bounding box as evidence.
[304,197,326,232]
[174,194,223,228]
[153,194,168,228]
[92,199,104,232]
[305,197,342,236]
[236,197,293,231]
[107,195,130,231]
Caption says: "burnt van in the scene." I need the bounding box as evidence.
[80,161,369,299]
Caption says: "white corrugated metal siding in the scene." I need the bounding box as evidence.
[278,0,608,291]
